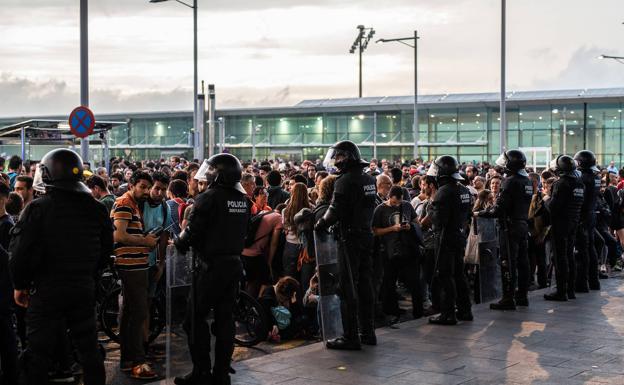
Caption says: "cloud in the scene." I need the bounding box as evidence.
[531,46,624,90]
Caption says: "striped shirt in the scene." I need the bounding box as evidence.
[111,192,150,270]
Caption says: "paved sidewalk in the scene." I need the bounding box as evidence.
[156,275,624,385]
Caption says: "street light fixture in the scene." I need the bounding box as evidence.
[598,54,624,64]
[149,0,200,159]
[376,30,420,160]
[349,25,375,98]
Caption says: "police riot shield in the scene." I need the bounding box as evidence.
[165,244,193,380]
[476,217,502,303]
[313,229,344,344]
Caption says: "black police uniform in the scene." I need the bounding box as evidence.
[329,166,377,344]
[176,183,250,384]
[478,173,533,307]
[430,178,473,322]
[575,168,601,291]
[545,173,584,300]
[9,189,113,385]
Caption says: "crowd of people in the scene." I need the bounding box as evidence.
[1,142,624,385]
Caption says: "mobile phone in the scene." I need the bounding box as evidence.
[147,226,164,237]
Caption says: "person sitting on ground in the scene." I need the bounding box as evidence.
[259,276,306,342]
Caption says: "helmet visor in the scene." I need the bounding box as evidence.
[322,147,337,171]
[33,163,46,193]
[426,163,439,177]
[495,153,507,168]
[195,159,210,181]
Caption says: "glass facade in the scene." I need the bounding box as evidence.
[1,95,623,165]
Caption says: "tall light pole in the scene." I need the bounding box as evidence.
[376,30,420,160]
[349,25,375,98]
[500,0,507,153]
[149,0,199,158]
[598,54,624,64]
[80,0,89,162]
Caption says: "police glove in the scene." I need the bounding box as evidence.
[314,217,328,232]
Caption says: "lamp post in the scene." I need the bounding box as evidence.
[598,54,624,64]
[376,30,420,160]
[349,25,375,98]
[80,0,89,162]
[500,0,507,153]
[149,0,199,158]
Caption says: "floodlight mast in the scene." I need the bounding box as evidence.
[349,25,375,98]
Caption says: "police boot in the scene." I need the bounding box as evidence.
[326,336,362,350]
[456,310,474,321]
[544,291,567,302]
[360,320,377,346]
[490,296,516,311]
[174,370,212,385]
[428,313,457,325]
[514,292,529,307]
[575,283,589,293]
[567,289,576,299]
[212,373,231,385]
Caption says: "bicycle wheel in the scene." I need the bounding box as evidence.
[98,285,165,345]
[99,286,122,344]
[234,291,267,347]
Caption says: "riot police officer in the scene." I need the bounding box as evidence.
[174,153,250,385]
[427,156,473,325]
[9,149,113,385]
[474,150,533,310]
[544,155,585,301]
[315,140,377,350]
[574,150,602,292]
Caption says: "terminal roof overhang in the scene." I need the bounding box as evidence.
[0,119,126,144]
[1,87,624,123]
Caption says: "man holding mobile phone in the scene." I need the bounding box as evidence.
[112,171,160,380]
[372,186,423,322]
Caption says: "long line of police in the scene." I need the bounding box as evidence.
[4,142,606,385]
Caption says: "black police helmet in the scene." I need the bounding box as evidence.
[427,155,463,181]
[496,149,528,176]
[574,150,599,172]
[550,155,577,176]
[328,140,367,171]
[206,153,245,194]
[35,148,90,193]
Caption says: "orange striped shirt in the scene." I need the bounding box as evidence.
[111,192,150,270]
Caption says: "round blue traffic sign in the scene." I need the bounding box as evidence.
[68,106,95,138]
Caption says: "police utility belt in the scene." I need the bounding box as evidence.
[196,254,240,271]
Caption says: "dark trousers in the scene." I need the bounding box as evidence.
[118,269,149,365]
[183,257,242,378]
[25,294,104,385]
[0,314,18,385]
[499,222,530,298]
[381,256,422,317]
[436,246,471,318]
[282,242,300,280]
[575,224,599,289]
[337,233,375,339]
[597,227,618,268]
[552,226,577,295]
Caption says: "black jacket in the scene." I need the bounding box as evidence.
[546,174,584,232]
[323,166,377,233]
[183,184,251,260]
[579,169,601,227]
[9,190,113,296]
[479,173,533,222]
[431,179,472,249]
[267,186,290,209]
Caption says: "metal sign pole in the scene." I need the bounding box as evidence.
[80,0,89,162]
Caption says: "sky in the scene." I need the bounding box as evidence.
[1,0,623,117]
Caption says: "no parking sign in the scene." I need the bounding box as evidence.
[68,106,95,138]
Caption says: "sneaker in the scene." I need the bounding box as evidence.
[48,370,75,383]
[130,363,158,380]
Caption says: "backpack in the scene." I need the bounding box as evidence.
[244,211,271,247]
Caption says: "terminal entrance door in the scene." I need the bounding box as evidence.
[519,147,552,171]
[270,149,303,162]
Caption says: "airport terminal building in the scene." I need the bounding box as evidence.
[1,87,624,167]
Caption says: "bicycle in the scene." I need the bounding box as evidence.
[98,271,267,347]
